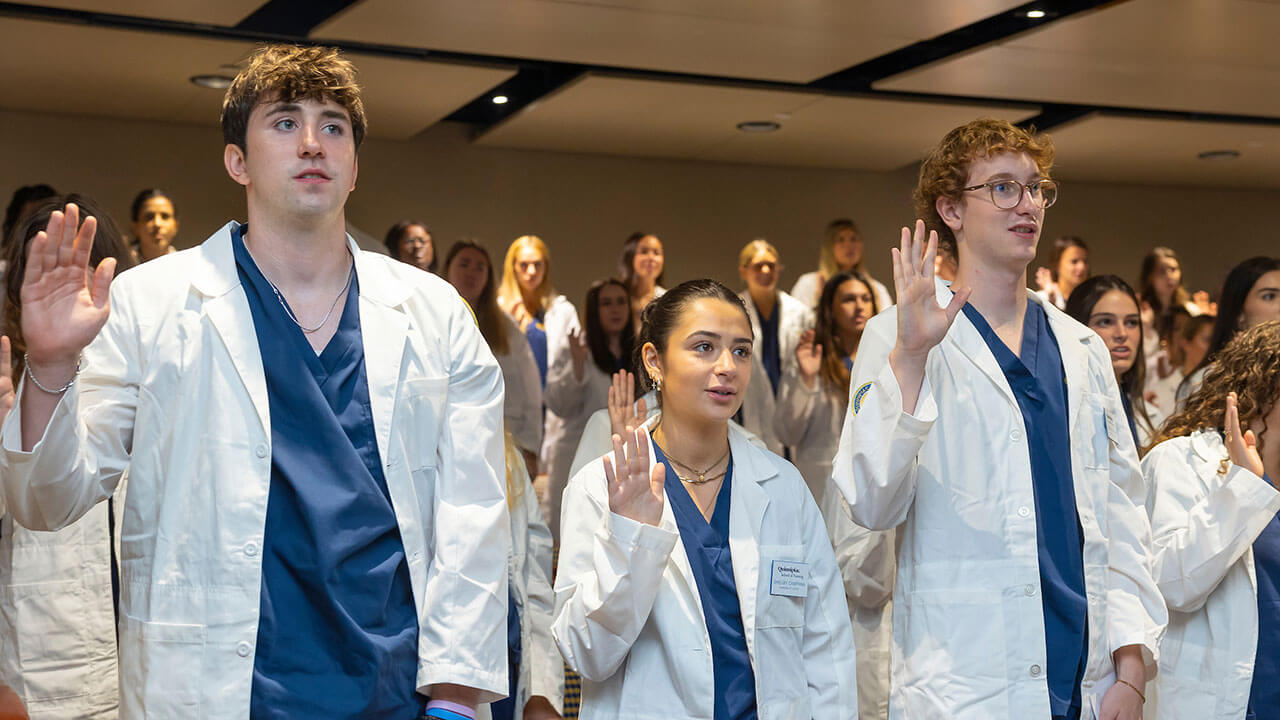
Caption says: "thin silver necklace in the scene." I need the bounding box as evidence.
[263,252,354,334]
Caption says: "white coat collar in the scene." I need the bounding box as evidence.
[935,277,1099,429]
[1189,428,1227,464]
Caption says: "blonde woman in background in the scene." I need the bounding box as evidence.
[736,238,812,457]
[499,235,580,392]
[790,218,892,312]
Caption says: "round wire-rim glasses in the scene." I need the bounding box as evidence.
[962,178,1059,210]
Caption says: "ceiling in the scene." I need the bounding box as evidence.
[2,0,1278,187]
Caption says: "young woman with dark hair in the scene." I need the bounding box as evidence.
[1,194,136,719]
[553,279,856,720]
[1035,235,1089,309]
[776,270,894,720]
[383,220,435,273]
[444,240,543,457]
[1177,256,1280,408]
[618,232,665,330]
[1065,274,1161,448]
[129,188,179,263]
[542,279,632,544]
[1140,320,1280,719]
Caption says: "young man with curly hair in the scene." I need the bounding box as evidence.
[1,44,510,719]
[832,118,1167,720]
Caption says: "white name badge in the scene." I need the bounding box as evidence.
[769,559,808,597]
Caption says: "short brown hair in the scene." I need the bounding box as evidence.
[912,118,1054,250]
[221,44,367,154]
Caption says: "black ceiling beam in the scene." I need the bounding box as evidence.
[810,0,1122,92]
[1017,104,1095,132]
[444,63,585,126]
[235,0,361,37]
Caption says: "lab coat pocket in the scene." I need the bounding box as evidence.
[119,615,205,717]
[898,589,1008,714]
[400,376,449,470]
[757,544,806,629]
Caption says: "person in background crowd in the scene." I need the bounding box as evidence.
[790,218,892,312]
[618,232,665,331]
[1177,256,1280,409]
[0,184,58,311]
[484,434,563,720]
[0,45,509,718]
[1147,311,1213,417]
[384,220,436,273]
[553,279,857,719]
[1140,320,1280,720]
[736,238,813,457]
[128,188,180,263]
[1138,247,1206,383]
[933,235,958,283]
[833,118,1165,720]
[0,194,136,720]
[1035,235,1089,310]
[445,240,543,460]
[776,270,894,720]
[543,279,633,545]
[498,235,579,391]
[1065,275,1161,449]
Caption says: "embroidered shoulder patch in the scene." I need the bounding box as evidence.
[852,382,872,415]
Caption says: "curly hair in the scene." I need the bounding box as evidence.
[1150,320,1280,449]
[221,44,367,154]
[912,118,1055,250]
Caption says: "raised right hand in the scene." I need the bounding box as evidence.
[1225,391,1266,480]
[20,204,115,375]
[795,328,822,386]
[602,425,665,527]
[607,370,647,438]
[568,327,589,381]
[892,220,968,360]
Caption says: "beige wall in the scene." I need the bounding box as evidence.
[3,108,1275,317]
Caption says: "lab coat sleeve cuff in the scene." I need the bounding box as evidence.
[605,511,679,555]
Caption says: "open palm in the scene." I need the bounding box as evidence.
[20,204,115,370]
[893,220,967,358]
[603,425,665,527]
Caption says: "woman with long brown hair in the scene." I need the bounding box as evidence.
[1140,320,1280,719]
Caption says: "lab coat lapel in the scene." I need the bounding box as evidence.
[190,223,270,437]
[1039,292,1095,431]
[728,426,773,654]
[640,415,702,610]
[935,279,1017,406]
[353,240,410,471]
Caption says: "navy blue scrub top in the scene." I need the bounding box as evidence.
[233,227,424,719]
[756,302,782,396]
[489,591,523,720]
[1119,392,1141,448]
[653,444,758,720]
[1248,488,1280,720]
[526,311,549,388]
[963,300,1088,720]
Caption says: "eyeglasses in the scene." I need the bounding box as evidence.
[962,178,1058,210]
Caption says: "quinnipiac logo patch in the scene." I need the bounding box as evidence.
[852,382,872,415]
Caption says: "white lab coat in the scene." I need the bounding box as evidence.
[790,271,892,313]
[544,353,610,544]
[1140,431,1280,720]
[737,290,813,456]
[0,501,118,719]
[775,374,894,720]
[832,281,1166,719]
[0,223,512,719]
[496,312,544,455]
[552,416,858,719]
[478,438,563,720]
[528,295,581,533]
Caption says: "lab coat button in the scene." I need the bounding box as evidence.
[1029,664,1042,677]
[1024,584,1036,596]
[255,444,268,458]
[1017,506,1031,518]
[244,542,259,557]
[1011,429,1023,441]
[236,641,252,658]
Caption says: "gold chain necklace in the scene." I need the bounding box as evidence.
[655,442,731,485]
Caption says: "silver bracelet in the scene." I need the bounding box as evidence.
[23,352,81,394]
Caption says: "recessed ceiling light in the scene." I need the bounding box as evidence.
[492,95,509,105]
[189,74,233,90]
[1025,9,1047,18]
[736,121,781,133]
[1197,149,1241,161]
